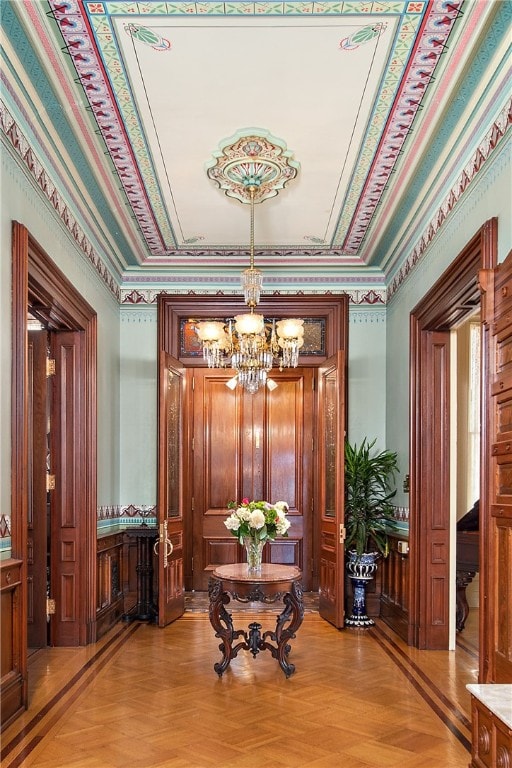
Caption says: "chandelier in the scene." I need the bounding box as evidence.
[195,186,304,394]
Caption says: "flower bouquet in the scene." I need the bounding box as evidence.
[224,498,290,572]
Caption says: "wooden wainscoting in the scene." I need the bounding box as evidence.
[95,533,124,640]
[380,534,410,643]
[0,559,24,729]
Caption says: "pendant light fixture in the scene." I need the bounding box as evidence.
[195,130,303,394]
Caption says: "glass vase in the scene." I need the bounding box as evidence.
[243,536,265,574]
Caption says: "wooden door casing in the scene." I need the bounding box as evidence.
[191,368,314,591]
[12,222,98,660]
[409,218,497,652]
[482,250,512,682]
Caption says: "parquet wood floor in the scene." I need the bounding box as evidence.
[1,599,478,768]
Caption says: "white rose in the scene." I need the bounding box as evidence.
[276,517,291,535]
[274,501,289,513]
[224,515,240,531]
[237,507,251,522]
[249,509,266,529]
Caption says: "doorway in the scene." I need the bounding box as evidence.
[409,218,496,652]
[11,223,97,658]
[157,293,349,616]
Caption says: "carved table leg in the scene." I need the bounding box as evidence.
[208,577,235,675]
[262,580,304,677]
[456,570,476,631]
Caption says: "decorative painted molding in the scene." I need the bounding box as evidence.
[349,308,386,324]
[120,287,387,305]
[387,98,511,300]
[0,99,121,301]
[97,505,156,520]
[120,307,157,323]
[340,0,462,254]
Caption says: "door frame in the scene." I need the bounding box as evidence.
[11,223,97,660]
[157,293,349,591]
[409,218,497,655]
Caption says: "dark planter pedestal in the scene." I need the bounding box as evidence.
[345,551,378,627]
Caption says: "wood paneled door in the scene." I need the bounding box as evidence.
[318,351,346,629]
[27,331,49,649]
[157,352,186,625]
[190,368,314,590]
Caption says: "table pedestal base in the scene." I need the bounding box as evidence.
[208,569,304,678]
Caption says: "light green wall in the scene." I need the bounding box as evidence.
[347,308,387,451]
[0,148,121,516]
[119,308,158,504]
[385,138,512,509]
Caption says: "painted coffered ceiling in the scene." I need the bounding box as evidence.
[1,1,510,299]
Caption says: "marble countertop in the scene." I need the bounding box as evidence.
[467,684,512,729]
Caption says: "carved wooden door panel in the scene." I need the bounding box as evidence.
[191,369,314,590]
[49,331,85,646]
[418,331,451,649]
[157,352,185,626]
[484,251,512,682]
[27,331,49,648]
[318,351,346,628]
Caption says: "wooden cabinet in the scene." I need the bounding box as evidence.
[467,685,512,768]
[1,559,25,728]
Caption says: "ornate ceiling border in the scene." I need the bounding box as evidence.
[0,99,121,301]
[3,87,508,307]
[120,286,386,306]
[387,98,511,300]
[47,0,460,259]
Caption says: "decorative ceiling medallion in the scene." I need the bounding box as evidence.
[206,129,299,204]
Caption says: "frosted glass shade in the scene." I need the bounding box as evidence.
[276,318,305,340]
[195,321,226,342]
[234,313,264,335]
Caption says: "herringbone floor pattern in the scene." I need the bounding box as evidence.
[1,602,478,768]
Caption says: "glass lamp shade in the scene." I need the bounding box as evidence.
[195,320,227,342]
[195,321,230,368]
[234,313,265,335]
[275,318,305,340]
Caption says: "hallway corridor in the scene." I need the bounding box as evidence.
[1,606,478,767]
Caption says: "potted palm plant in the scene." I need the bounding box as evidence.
[344,437,399,627]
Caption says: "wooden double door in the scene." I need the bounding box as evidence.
[157,295,349,628]
[189,368,315,590]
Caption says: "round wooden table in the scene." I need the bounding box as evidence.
[208,563,304,677]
